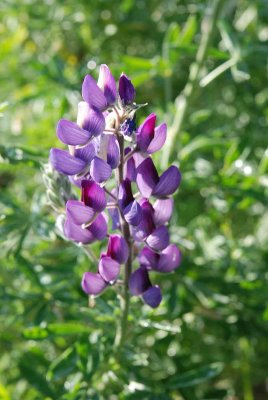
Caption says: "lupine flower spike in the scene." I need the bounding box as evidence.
[50,64,182,310]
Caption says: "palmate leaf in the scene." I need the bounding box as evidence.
[166,362,224,389]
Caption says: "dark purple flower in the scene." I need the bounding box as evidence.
[139,244,182,273]
[142,285,162,308]
[136,157,181,198]
[64,212,108,244]
[82,272,107,295]
[119,73,135,105]
[107,234,129,264]
[118,179,142,226]
[98,255,120,283]
[136,113,167,154]
[81,180,106,212]
[129,267,151,296]
[82,64,116,110]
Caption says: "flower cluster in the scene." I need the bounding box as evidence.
[50,64,182,308]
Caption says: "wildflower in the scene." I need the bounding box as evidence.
[49,64,182,309]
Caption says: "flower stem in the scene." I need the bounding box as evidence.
[114,133,133,347]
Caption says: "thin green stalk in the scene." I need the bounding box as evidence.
[162,0,224,168]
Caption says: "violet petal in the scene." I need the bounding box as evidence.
[153,166,181,197]
[97,64,117,105]
[136,157,159,198]
[139,246,159,270]
[107,136,120,169]
[66,200,95,225]
[90,156,112,183]
[98,255,120,282]
[157,244,182,272]
[82,74,107,110]
[129,267,151,296]
[50,148,86,176]
[107,234,129,264]
[147,122,167,154]
[81,272,107,295]
[142,285,162,308]
[57,119,92,146]
[124,200,142,226]
[81,180,106,212]
[119,73,135,105]
[64,217,95,244]
[77,102,105,136]
[153,198,174,225]
[75,142,96,163]
[136,113,156,152]
[146,225,169,251]
[88,213,108,240]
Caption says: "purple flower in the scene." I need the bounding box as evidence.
[136,157,181,198]
[119,73,135,105]
[49,65,182,309]
[82,64,117,110]
[136,113,167,154]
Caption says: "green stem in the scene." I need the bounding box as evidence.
[114,133,133,348]
[162,0,224,167]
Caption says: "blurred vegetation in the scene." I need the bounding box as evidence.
[0,0,268,399]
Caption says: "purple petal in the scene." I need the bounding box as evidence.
[107,234,129,264]
[81,272,107,296]
[75,142,95,163]
[139,246,159,269]
[142,285,162,308]
[97,64,117,105]
[137,113,156,152]
[147,122,167,154]
[77,102,105,136]
[136,158,159,198]
[64,217,95,244]
[81,180,106,212]
[66,200,95,225]
[124,200,142,226]
[146,225,169,251]
[124,153,137,182]
[129,267,151,296]
[153,198,174,225]
[88,213,108,240]
[57,119,92,146]
[107,136,120,169]
[153,166,181,197]
[98,255,120,282]
[90,157,112,183]
[133,200,155,241]
[119,73,135,105]
[50,148,86,176]
[118,179,134,210]
[82,74,107,110]
[157,244,182,272]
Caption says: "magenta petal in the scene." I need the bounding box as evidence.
[75,142,96,163]
[153,166,181,197]
[119,73,135,105]
[97,64,117,105]
[81,180,106,212]
[137,113,157,151]
[50,148,86,176]
[82,272,107,295]
[139,246,159,270]
[124,200,142,226]
[107,234,129,264]
[77,102,105,136]
[57,119,92,146]
[153,198,174,225]
[98,256,120,282]
[66,200,95,225]
[88,213,108,240]
[146,225,169,251]
[82,74,107,110]
[136,158,159,198]
[107,136,120,169]
[129,267,151,296]
[147,122,167,154]
[157,244,182,272]
[90,157,112,183]
[142,285,162,308]
[64,218,95,244]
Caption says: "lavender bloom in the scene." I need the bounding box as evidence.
[49,64,182,309]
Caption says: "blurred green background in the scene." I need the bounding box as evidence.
[0,0,267,399]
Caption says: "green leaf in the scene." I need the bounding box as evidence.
[167,363,224,389]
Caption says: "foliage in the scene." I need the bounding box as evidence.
[0,0,267,399]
